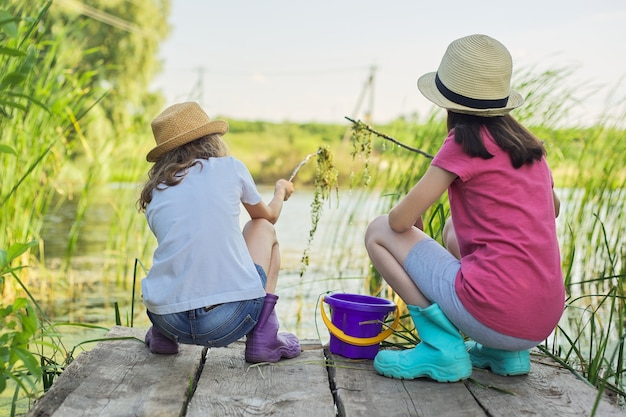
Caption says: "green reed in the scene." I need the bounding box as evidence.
[1,9,105,265]
[543,116,626,406]
[0,2,117,411]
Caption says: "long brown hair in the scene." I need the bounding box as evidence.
[446,111,545,168]
[138,134,229,212]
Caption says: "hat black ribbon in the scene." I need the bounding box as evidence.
[435,73,508,109]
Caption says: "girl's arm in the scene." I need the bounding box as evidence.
[388,166,457,233]
[553,189,560,218]
[243,179,294,225]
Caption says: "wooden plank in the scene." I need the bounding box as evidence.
[25,327,625,417]
[27,326,206,417]
[187,340,336,417]
[465,354,625,417]
[327,351,487,417]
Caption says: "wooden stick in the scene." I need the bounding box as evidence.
[345,116,434,159]
[288,149,321,182]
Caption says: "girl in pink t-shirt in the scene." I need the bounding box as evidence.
[365,34,564,382]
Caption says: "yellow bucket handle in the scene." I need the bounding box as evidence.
[320,296,400,346]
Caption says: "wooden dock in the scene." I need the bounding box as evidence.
[26,326,624,417]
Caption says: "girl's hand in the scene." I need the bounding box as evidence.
[244,179,294,224]
[275,179,294,201]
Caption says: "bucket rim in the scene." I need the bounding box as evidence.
[324,293,395,313]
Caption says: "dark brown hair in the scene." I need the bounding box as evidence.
[446,111,545,168]
[137,134,229,212]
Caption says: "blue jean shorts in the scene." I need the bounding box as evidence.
[147,264,266,348]
[404,238,540,351]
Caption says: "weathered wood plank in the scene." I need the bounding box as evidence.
[327,351,487,417]
[187,340,336,417]
[25,327,625,417]
[27,326,206,417]
[465,354,625,417]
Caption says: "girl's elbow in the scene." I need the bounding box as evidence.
[388,216,409,233]
[265,209,280,225]
[388,207,415,233]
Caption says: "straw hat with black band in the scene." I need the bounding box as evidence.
[418,34,524,117]
[147,102,229,162]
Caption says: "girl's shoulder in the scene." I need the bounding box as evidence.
[200,157,254,179]
[198,156,245,168]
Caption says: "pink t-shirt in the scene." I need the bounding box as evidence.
[432,129,565,341]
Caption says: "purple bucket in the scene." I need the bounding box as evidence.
[322,293,397,360]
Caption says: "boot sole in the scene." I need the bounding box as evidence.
[470,357,529,376]
[375,363,472,382]
[245,347,301,363]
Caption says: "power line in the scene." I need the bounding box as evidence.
[186,67,205,105]
[54,0,153,36]
[169,65,372,78]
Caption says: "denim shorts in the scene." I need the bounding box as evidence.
[404,238,540,351]
[147,264,266,348]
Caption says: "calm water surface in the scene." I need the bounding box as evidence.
[37,186,383,348]
[35,185,625,354]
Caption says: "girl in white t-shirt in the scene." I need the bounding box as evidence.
[137,102,300,363]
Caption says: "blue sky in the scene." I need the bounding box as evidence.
[150,0,626,125]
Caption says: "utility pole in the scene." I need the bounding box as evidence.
[343,65,376,142]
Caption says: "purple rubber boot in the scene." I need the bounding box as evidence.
[245,293,301,363]
[145,325,179,354]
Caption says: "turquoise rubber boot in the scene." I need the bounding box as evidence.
[373,303,471,382]
[465,341,530,376]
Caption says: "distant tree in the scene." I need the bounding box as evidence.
[44,0,171,134]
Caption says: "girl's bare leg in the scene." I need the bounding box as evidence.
[443,218,461,259]
[243,219,280,294]
[364,215,431,308]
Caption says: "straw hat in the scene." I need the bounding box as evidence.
[417,34,524,117]
[147,102,229,162]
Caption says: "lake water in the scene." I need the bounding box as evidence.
[33,184,625,354]
[35,185,385,348]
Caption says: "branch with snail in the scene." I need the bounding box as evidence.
[345,116,434,159]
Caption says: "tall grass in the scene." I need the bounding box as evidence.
[546,119,625,406]
[0,2,151,413]
[1,8,105,269]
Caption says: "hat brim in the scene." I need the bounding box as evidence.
[146,120,228,162]
[417,72,524,117]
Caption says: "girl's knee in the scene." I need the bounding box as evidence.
[243,218,277,245]
[244,218,275,233]
[365,215,389,245]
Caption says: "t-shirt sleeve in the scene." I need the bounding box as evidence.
[431,132,475,182]
[234,158,263,205]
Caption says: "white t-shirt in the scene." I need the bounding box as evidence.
[142,157,266,314]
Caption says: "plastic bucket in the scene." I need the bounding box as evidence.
[321,293,398,360]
